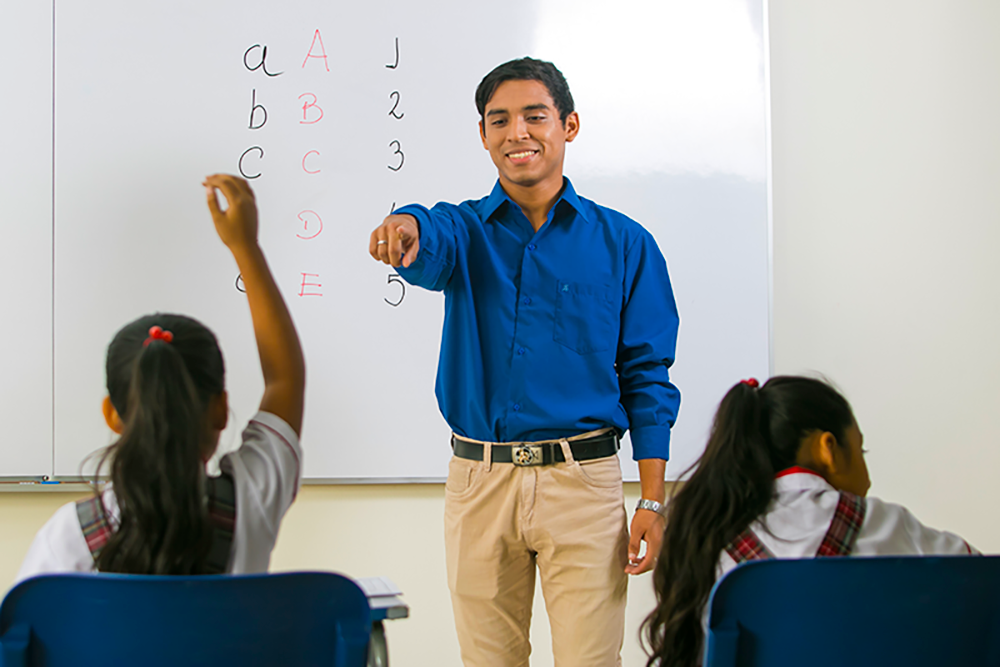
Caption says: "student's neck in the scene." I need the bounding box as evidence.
[501,175,565,232]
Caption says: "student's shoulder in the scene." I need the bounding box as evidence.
[223,411,302,485]
[15,498,95,584]
[858,495,976,556]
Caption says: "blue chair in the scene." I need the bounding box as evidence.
[704,555,1000,666]
[0,571,371,667]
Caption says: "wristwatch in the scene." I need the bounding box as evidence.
[635,498,666,516]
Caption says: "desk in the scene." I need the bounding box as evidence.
[357,577,409,667]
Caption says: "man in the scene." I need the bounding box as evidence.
[369,57,680,666]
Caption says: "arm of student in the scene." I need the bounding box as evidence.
[369,204,458,292]
[862,498,980,556]
[626,457,667,575]
[204,174,305,437]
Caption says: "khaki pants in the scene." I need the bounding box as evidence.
[444,436,629,667]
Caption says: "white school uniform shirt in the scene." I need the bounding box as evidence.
[716,467,977,582]
[14,411,301,586]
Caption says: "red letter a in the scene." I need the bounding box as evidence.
[301,30,330,72]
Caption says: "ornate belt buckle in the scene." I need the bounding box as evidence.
[512,445,543,466]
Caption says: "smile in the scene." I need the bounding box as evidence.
[507,150,538,161]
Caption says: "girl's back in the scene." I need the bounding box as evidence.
[718,466,974,581]
[14,175,305,584]
[644,376,977,667]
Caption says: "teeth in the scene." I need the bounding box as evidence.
[509,150,537,159]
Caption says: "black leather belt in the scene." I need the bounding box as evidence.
[451,432,619,466]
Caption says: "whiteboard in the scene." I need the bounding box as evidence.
[2,0,770,482]
[0,0,53,477]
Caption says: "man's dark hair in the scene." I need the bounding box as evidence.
[475,57,575,126]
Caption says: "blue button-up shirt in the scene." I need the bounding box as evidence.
[396,179,680,460]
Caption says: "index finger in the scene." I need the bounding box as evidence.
[204,182,223,218]
[627,550,657,575]
[387,224,405,268]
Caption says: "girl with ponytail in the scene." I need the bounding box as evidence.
[643,376,976,667]
[16,174,305,579]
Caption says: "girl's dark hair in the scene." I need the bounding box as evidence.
[95,313,225,575]
[475,56,575,125]
[642,376,855,667]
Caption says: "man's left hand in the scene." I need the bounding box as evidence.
[625,508,665,575]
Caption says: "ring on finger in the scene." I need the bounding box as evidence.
[376,240,388,246]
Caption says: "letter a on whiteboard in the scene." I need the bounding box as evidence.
[302,30,330,72]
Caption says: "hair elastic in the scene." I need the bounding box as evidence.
[741,378,760,389]
[143,325,174,347]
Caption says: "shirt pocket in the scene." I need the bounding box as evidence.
[553,280,618,354]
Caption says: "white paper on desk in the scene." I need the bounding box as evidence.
[354,576,403,598]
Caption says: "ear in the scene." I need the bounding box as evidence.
[102,396,124,434]
[814,431,841,474]
[479,119,488,150]
[563,111,580,143]
[209,391,229,431]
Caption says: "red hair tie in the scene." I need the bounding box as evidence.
[741,378,760,389]
[143,325,174,347]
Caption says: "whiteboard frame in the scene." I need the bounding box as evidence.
[1,0,775,485]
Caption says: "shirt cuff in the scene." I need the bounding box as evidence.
[394,204,434,277]
[629,425,671,461]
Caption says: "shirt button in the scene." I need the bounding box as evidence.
[527,243,536,251]
[517,347,526,356]
[513,403,521,412]
[522,297,531,305]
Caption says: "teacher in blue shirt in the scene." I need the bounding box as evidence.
[369,57,680,667]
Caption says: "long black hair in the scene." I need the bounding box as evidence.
[94,313,225,575]
[642,376,856,667]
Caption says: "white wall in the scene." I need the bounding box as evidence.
[769,0,1000,550]
[3,1,999,665]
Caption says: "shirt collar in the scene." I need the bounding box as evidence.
[774,465,823,479]
[481,177,591,224]
[773,466,835,493]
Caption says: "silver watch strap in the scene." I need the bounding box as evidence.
[636,498,666,515]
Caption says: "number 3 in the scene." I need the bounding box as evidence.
[388,140,405,171]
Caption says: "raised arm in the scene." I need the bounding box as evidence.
[203,174,305,436]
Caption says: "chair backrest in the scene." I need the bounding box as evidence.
[0,571,371,667]
[703,555,1000,667]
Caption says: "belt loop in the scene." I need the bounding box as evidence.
[483,442,493,471]
[558,438,575,463]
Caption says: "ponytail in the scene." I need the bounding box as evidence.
[95,314,225,575]
[642,376,854,667]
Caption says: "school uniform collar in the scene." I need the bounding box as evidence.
[773,466,835,492]
[482,177,591,224]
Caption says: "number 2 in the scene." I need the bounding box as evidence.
[388,91,404,119]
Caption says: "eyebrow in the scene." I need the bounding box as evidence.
[485,103,552,117]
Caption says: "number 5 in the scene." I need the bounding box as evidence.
[385,273,405,307]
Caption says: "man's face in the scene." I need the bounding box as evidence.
[479,79,579,192]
